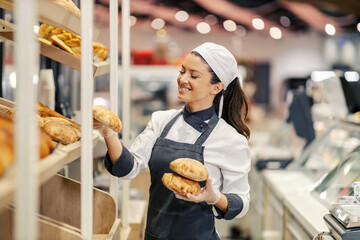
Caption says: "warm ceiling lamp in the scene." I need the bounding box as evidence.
[269,27,282,39]
[175,10,189,22]
[252,18,265,30]
[151,18,165,30]
[196,22,211,34]
[223,20,237,32]
[357,23,360,32]
[325,24,336,36]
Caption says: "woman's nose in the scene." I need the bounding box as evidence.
[178,74,189,83]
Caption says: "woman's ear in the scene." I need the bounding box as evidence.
[211,82,224,95]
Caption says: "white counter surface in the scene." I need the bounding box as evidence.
[284,191,330,237]
[262,170,315,201]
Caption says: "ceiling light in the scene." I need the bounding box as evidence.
[130,16,137,27]
[235,25,246,37]
[269,27,282,39]
[205,14,218,25]
[280,16,291,28]
[151,18,165,30]
[175,10,189,22]
[325,24,336,36]
[344,71,359,82]
[223,20,237,32]
[357,23,360,32]
[196,22,211,34]
[252,18,264,30]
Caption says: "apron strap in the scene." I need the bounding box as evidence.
[194,114,219,146]
[160,111,183,138]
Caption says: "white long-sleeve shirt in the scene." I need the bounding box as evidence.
[105,106,251,219]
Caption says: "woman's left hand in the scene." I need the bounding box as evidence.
[175,178,221,205]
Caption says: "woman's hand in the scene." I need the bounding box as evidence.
[175,178,221,205]
[93,119,114,138]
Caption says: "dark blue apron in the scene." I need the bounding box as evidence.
[145,111,220,240]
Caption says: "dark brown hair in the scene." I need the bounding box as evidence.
[192,51,250,139]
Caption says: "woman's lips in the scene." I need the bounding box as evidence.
[179,87,191,94]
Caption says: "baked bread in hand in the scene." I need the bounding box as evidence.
[162,173,201,195]
[170,158,208,182]
[92,106,122,132]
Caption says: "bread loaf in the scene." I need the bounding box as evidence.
[43,121,79,145]
[38,23,108,62]
[0,112,58,177]
[37,103,81,132]
[0,118,14,177]
[162,173,201,195]
[53,0,81,17]
[92,105,122,132]
[170,158,208,182]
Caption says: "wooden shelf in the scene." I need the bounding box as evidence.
[0,97,100,213]
[0,19,109,77]
[0,175,121,240]
[0,0,99,38]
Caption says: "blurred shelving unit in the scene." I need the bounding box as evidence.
[0,0,125,239]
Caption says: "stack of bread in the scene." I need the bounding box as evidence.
[4,102,81,146]
[38,0,108,62]
[162,158,209,195]
[0,107,56,178]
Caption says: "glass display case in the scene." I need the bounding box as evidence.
[288,121,360,181]
[311,145,360,208]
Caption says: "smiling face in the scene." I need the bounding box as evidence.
[177,52,224,112]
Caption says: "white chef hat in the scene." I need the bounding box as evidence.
[193,42,238,117]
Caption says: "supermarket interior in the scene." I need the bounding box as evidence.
[0,0,360,240]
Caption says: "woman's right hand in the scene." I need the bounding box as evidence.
[93,119,114,138]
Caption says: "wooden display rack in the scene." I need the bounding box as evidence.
[0,0,100,38]
[0,97,99,213]
[0,1,123,238]
[0,175,120,240]
[0,18,109,77]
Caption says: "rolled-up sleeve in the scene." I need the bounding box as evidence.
[104,110,179,180]
[104,144,134,177]
[215,194,243,219]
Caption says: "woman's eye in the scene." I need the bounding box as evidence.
[191,75,198,79]
[179,70,185,74]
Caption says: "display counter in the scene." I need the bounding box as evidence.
[259,120,360,239]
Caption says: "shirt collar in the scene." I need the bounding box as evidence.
[183,105,216,132]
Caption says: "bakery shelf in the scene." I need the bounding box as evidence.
[0,0,99,38]
[0,175,121,240]
[0,19,109,77]
[58,133,99,161]
[0,149,68,214]
[39,40,110,77]
[0,97,100,213]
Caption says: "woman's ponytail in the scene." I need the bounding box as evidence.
[213,78,250,139]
